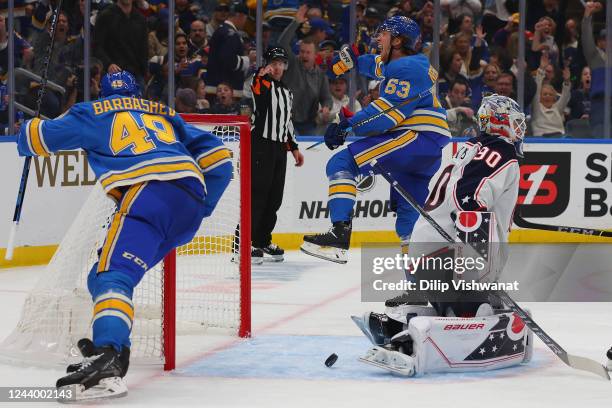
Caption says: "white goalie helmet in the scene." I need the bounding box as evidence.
[477,94,526,156]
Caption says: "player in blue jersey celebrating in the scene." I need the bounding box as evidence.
[15,71,233,401]
[301,16,451,264]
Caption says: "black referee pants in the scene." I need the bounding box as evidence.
[251,136,288,248]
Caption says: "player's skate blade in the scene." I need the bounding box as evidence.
[57,345,128,402]
[57,377,127,403]
[359,346,415,376]
[300,242,347,264]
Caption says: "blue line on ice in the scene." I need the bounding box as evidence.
[176,335,548,383]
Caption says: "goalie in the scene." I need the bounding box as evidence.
[300,16,451,264]
[353,95,534,377]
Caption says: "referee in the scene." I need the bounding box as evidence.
[251,46,304,263]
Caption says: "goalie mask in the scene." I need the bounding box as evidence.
[477,94,526,157]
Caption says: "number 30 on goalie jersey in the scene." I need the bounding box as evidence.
[424,135,520,241]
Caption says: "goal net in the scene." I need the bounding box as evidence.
[0,114,251,370]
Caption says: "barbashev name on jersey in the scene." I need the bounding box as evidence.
[91,97,176,116]
[419,279,520,292]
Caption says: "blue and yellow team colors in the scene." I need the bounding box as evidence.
[16,95,233,350]
[326,53,451,238]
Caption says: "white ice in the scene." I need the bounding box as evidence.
[0,249,611,407]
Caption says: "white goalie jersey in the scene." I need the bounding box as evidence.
[412,134,520,244]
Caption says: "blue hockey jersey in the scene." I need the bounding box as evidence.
[16,95,232,196]
[350,53,451,138]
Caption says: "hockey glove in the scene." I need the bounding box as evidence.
[332,44,359,77]
[324,119,350,150]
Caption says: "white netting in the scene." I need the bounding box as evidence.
[0,120,247,367]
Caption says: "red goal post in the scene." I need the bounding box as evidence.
[163,114,252,370]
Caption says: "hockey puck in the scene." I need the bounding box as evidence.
[325,353,338,367]
[606,347,612,360]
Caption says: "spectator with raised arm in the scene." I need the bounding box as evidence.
[582,1,609,136]
[278,4,332,135]
[530,16,559,69]
[530,51,571,137]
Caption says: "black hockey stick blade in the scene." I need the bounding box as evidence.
[513,214,612,238]
[372,160,611,380]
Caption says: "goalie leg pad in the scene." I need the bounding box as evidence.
[408,312,532,375]
[360,311,532,376]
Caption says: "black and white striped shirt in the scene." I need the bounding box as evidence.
[250,73,297,149]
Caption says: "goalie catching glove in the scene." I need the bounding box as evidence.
[332,44,359,77]
[324,107,354,150]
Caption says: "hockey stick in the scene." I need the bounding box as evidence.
[305,88,433,150]
[513,213,612,238]
[370,159,611,380]
[5,0,64,261]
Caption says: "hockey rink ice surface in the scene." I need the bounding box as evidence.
[0,249,611,407]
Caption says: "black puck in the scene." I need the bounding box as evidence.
[606,347,612,360]
[325,353,338,367]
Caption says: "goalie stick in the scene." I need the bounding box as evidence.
[306,88,433,150]
[513,213,612,238]
[370,159,611,381]
[5,0,64,260]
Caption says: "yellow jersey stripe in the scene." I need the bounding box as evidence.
[400,115,449,130]
[329,185,357,195]
[98,183,145,272]
[198,148,232,170]
[355,131,417,166]
[28,118,50,156]
[372,99,405,124]
[100,161,203,190]
[94,298,134,321]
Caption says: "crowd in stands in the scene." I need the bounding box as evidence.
[0,0,610,138]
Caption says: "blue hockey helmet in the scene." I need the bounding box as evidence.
[375,16,421,52]
[100,71,141,98]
